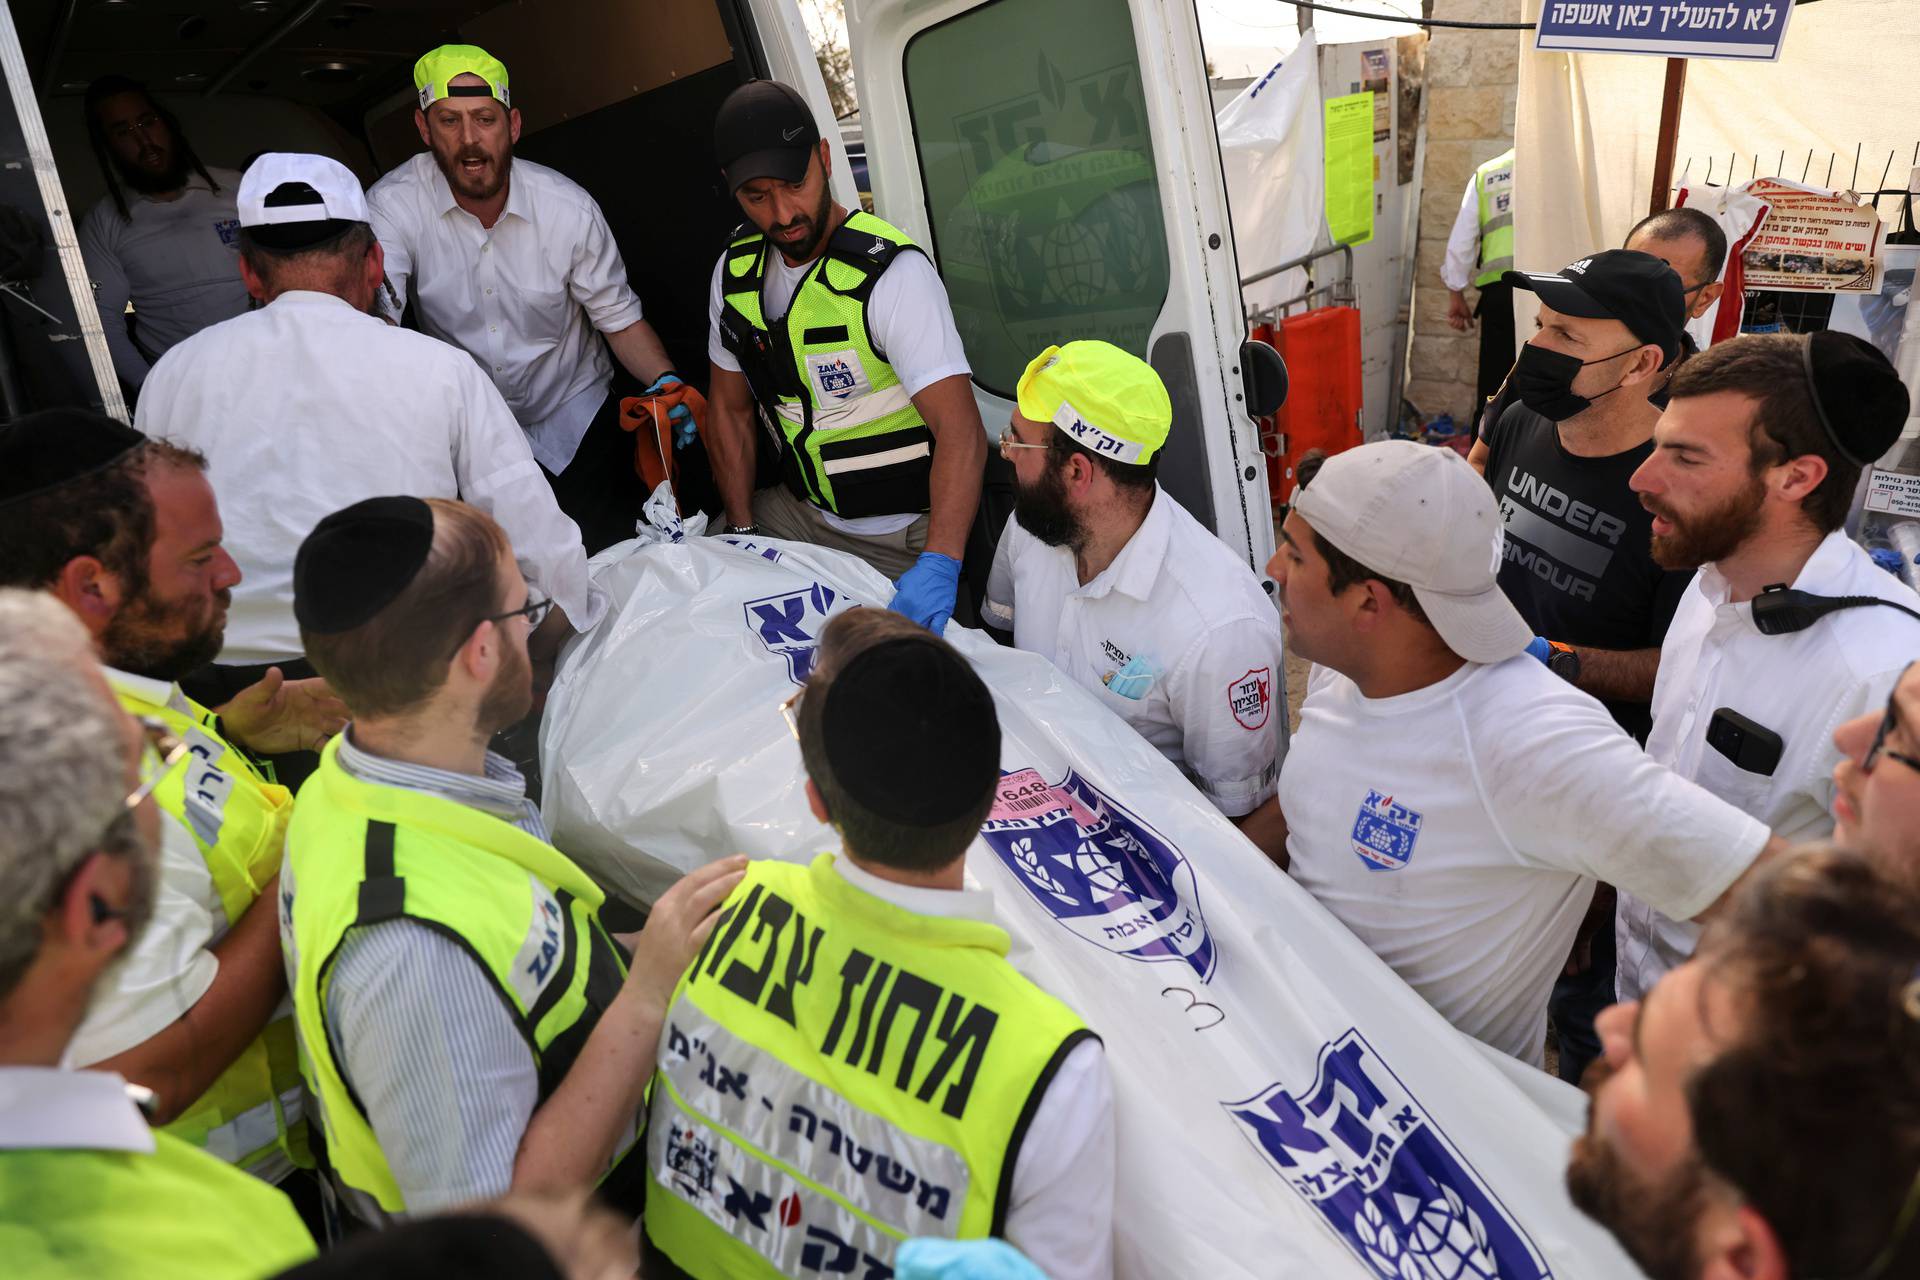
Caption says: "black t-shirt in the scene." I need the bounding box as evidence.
[1482,402,1694,742]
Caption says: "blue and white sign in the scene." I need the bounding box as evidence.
[1226,1031,1553,1280]
[979,767,1216,981]
[1533,0,1793,61]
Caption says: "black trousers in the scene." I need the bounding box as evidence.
[179,657,324,792]
[1474,280,1516,412]
[541,383,653,556]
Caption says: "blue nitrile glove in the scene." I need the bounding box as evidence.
[896,1239,1051,1280]
[643,372,698,450]
[888,551,963,634]
[1525,636,1552,665]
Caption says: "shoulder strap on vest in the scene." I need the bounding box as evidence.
[355,820,405,923]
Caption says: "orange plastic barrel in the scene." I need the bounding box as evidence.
[1255,306,1363,503]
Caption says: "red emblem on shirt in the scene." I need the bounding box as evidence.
[1227,667,1272,730]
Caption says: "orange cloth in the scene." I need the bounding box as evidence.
[618,381,708,510]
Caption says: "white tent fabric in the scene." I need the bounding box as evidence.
[539,522,1645,1279]
[1513,0,1920,353]
[1216,32,1326,315]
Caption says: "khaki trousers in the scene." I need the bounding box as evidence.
[750,484,929,582]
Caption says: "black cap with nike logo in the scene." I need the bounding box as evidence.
[714,80,822,192]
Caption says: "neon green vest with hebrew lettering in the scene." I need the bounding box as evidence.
[1474,149,1516,288]
[280,738,639,1214]
[109,675,309,1179]
[715,212,936,519]
[643,853,1093,1279]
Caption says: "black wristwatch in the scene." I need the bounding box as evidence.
[1546,642,1582,684]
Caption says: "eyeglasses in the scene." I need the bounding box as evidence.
[450,594,554,658]
[125,715,189,812]
[1864,662,1920,776]
[105,112,163,142]
[998,425,1049,461]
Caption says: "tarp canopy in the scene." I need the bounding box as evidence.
[539,518,1645,1279]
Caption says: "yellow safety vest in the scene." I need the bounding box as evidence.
[281,738,639,1214]
[0,1126,315,1279]
[1474,149,1516,288]
[644,853,1095,1279]
[108,673,309,1178]
[715,211,936,519]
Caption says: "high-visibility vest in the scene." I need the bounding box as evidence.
[715,211,936,519]
[0,1126,316,1279]
[108,675,309,1178]
[281,739,638,1214]
[644,853,1095,1279]
[1474,149,1516,288]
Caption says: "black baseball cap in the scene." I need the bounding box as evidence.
[1505,249,1687,367]
[714,80,820,192]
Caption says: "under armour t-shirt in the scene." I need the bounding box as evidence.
[1482,402,1692,740]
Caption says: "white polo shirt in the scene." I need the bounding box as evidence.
[983,487,1284,817]
[1283,657,1769,1066]
[136,289,605,665]
[78,168,251,388]
[1616,530,1920,1001]
[369,153,644,473]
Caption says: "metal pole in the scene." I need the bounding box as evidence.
[1648,58,1687,216]
[203,0,328,97]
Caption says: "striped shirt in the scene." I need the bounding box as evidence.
[320,733,548,1222]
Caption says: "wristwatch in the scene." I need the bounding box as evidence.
[1545,640,1581,684]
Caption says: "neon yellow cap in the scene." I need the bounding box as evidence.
[1016,341,1172,466]
[413,44,511,111]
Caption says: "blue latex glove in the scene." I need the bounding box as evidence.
[643,373,699,450]
[1525,635,1552,665]
[896,1239,1051,1280]
[888,551,963,634]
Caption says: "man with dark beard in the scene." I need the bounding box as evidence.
[706,80,985,632]
[0,409,344,1203]
[282,496,744,1224]
[78,77,251,392]
[1614,332,1920,1007]
[368,46,686,553]
[1567,847,1920,1280]
[981,341,1286,858]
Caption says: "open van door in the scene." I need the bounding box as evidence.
[838,0,1272,572]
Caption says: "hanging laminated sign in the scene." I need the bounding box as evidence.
[1533,0,1793,61]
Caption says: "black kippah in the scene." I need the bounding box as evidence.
[1804,330,1911,467]
[0,408,144,508]
[293,496,435,635]
[820,636,1000,827]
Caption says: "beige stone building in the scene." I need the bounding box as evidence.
[1405,0,1522,428]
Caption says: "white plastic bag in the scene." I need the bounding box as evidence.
[540,535,1643,1280]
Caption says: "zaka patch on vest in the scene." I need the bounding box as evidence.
[808,350,871,403]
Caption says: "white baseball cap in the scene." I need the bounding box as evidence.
[236,153,369,249]
[1291,440,1532,664]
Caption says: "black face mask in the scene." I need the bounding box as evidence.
[1511,342,1641,422]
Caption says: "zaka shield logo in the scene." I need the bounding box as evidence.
[1226,1030,1551,1280]
[1352,790,1423,872]
[810,351,867,402]
[978,767,1215,981]
[743,584,855,685]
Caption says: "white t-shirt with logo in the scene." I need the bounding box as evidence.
[1282,656,1769,1066]
[707,241,971,536]
[982,486,1285,817]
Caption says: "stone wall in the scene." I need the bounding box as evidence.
[1405,0,1522,428]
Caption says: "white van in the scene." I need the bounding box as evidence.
[6,0,1281,579]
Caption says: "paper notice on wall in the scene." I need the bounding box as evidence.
[1361,48,1391,141]
[1324,92,1375,246]
[1737,177,1884,293]
[1866,468,1920,518]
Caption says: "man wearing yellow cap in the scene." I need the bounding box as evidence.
[983,342,1287,855]
[368,45,692,553]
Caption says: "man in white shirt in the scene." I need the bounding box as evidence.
[983,341,1285,857]
[705,80,986,634]
[0,411,345,1195]
[1615,332,1920,1003]
[77,76,252,391]
[0,589,316,1278]
[137,153,601,714]
[1441,148,1515,412]
[368,45,685,553]
[1267,440,1781,1067]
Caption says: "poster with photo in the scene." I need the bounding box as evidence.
[1361,47,1390,142]
[1738,177,1883,293]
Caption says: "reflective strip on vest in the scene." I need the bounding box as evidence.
[1475,153,1516,288]
[826,442,932,476]
[110,680,307,1177]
